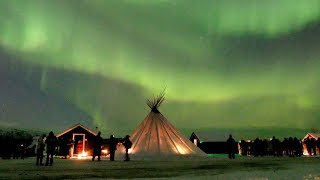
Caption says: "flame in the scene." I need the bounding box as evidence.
[102,150,108,154]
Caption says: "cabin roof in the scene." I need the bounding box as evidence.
[302,133,320,140]
[191,131,230,142]
[56,123,97,137]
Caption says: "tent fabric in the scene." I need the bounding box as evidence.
[116,111,206,160]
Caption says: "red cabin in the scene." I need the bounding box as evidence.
[56,123,97,158]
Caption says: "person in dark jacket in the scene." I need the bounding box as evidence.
[109,135,117,161]
[270,136,278,156]
[227,134,236,159]
[59,137,69,159]
[311,138,317,156]
[317,138,320,153]
[92,131,103,161]
[305,137,312,156]
[45,131,58,166]
[122,135,132,161]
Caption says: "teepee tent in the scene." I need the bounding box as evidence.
[116,90,206,160]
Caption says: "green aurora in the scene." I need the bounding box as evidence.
[0,0,320,137]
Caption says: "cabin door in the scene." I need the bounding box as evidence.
[193,139,198,146]
[72,133,86,156]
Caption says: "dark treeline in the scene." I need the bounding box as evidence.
[0,129,38,159]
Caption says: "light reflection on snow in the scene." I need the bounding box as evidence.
[77,151,88,159]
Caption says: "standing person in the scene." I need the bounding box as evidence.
[317,138,320,154]
[92,131,103,161]
[288,137,294,157]
[270,136,278,156]
[20,142,26,159]
[293,137,300,156]
[59,138,68,159]
[45,131,58,166]
[122,135,132,161]
[36,134,46,166]
[311,138,317,156]
[227,134,236,159]
[109,135,117,161]
[67,139,74,158]
[305,137,311,156]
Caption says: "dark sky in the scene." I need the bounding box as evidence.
[0,0,320,137]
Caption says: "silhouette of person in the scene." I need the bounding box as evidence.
[36,134,46,165]
[45,131,58,166]
[293,137,300,156]
[311,138,317,156]
[262,139,268,156]
[248,140,253,156]
[270,136,278,156]
[109,135,117,161]
[317,138,320,154]
[59,137,69,159]
[122,135,132,161]
[283,138,289,156]
[305,137,311,156]
[67,139,74,158]
[92,131,103,161]
[288,137,294,157]
[227,134,236,159]
[253,138,260,157]
[240,140,248,156]
[21,142,27,159]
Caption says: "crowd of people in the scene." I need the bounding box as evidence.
[1,130,320,164]
[91,132,132,162]
[34,131,132,165]
[35,131,132,165]
[236,136,320,157]
[0,129,133,165]
[304,137,319,156]
[35,131,58,166]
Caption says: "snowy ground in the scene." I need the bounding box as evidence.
[0,156,319,180]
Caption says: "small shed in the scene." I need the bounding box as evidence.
[190,131,234,154]
[56,123,97,157]
[302,133,320,156]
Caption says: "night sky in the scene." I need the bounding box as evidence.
[1,0,320,137]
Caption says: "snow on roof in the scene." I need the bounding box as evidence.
[56,123,97,137]
[191,131,230,142]
[302,133,320,140]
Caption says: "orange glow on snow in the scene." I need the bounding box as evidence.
[77,151,88,159]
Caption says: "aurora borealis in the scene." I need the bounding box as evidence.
[1,0,320,137]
